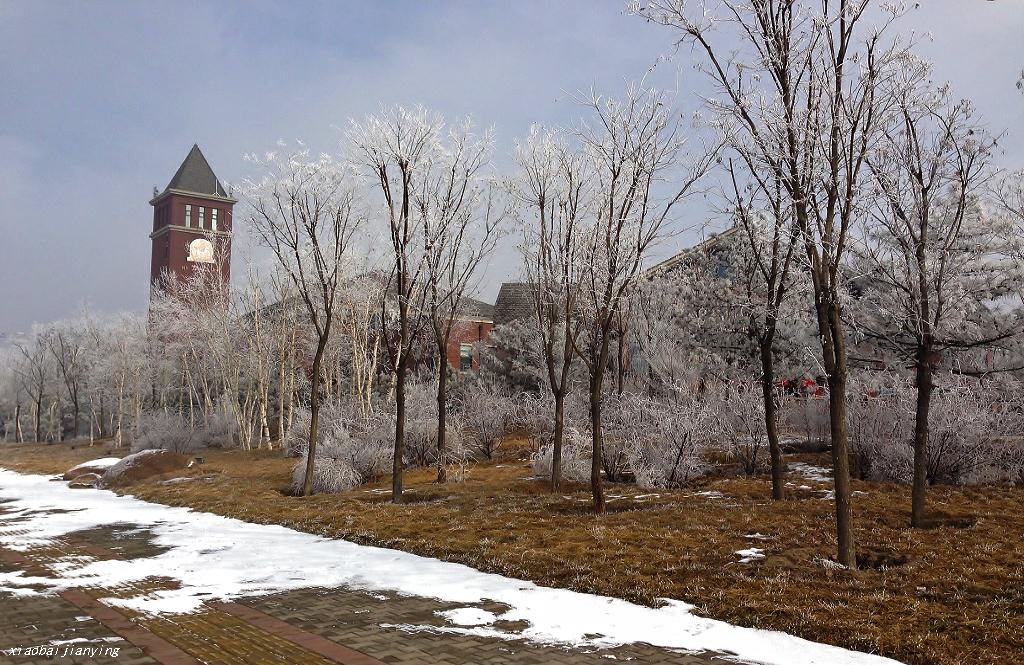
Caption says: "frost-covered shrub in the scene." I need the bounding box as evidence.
[531,426,591,483]
[286,398,391,494]
[847,374,913,481]
[627,393,714,488]
[457,384,520,460]
[716,385,770,475]
[132,411,199,454]
[783,392,830,450]
[926,377,1024,485]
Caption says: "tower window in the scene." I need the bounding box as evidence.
[211,208,218,231]
[198,206,205,229]
[459,343,473,371]
[185,204,192,227]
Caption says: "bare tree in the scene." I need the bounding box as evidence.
[244,145,364,496]
[513,125,590,491]
[348,106,437,503]
[638,0,906,566]
[13,330,51,442]
[45,321,87,439]
[417,117,503,483]
[854,70,1021,527]
[574,84,715,514]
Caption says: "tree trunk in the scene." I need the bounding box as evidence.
[551,391,565,492]
[14,404,22,443]
[911,345,934,528]
[392,360,406,503]
[589,368,606,514]
[759,339,785,501]
[301,335,329,497]
[436,358,448,484]
[72,398,81,439]
[33,398,42,443]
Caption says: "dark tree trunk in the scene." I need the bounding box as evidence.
[392,359,407,503]
[301,335,329,497]
[824,302,855,567]
[33,397,42,443]
[589,375,606,514]
[14,404,22,443]
[551,391,565,491]
[436,358,448,484]
[759,339,785,501]
[911,345,934,528]
[72,399,80,439]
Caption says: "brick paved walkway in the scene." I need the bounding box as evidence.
[0,517,734,664]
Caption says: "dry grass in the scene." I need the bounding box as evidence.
[3,438,1022,664]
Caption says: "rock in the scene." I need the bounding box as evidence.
[68,472,102,488]
[100,450,191,488]
[62,457,122,481]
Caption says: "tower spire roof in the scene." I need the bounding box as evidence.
[159,144,232,200]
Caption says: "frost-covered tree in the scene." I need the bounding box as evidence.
[512,125,590,490]
[244,145,365,496]
[416,116,503,483]
[574,84,715,513]
[348,106,436,503]
[851,70,1022,527]
[638,0,909,566]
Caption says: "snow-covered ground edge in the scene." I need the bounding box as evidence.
[0,468,902,665]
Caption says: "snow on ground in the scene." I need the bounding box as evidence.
[735,548,766,564]
[788,463,832,484]
[0,468,901,665]
[66,458,121,473]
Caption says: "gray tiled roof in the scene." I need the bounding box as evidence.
[163,144,231,198]
[492,282,536,325]
[458,297,495,322]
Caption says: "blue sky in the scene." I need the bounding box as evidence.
[1,0,1022,332]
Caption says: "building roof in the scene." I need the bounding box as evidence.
[644,225,740,278]
[458,297,495,322]
[492,282,536,325]
[153,144,235,204]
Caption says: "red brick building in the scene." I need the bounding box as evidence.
[149,145,235,289]
[445,298,494,371]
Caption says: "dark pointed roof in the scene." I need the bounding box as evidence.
[153,144,234,203]
[493,282,536,325]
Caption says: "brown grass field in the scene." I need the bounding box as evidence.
[2,438,1022,664]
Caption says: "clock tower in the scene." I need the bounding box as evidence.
[149,144,236,291]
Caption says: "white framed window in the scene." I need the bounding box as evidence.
[184,204,192,227]
[211,208,218,231]
[198,206,205,229]
[459,343,473,371]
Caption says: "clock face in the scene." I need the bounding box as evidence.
[187,238,215,263]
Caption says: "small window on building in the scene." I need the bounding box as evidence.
[459,343,473,371]
[198,206,205,229]
[185,204,192,227]
[211,208,218,231]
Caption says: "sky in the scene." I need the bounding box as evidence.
[0,0,1022,334]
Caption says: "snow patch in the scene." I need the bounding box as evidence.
[735,548,766,564]
[438,607,498,626]
[66,458,121,473]
[0,468,900,665]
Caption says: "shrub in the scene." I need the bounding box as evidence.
[131,411,200,454]
[286,398,391,495]
[457,384,521,460]
[627,392,714,488]
[531,426,591,483]
[716,385,770,475]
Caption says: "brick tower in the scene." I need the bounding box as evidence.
[149,144,235,291]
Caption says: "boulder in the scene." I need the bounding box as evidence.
[68,472,102,489]
[63,457,122,481]
[100,450,191,488]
